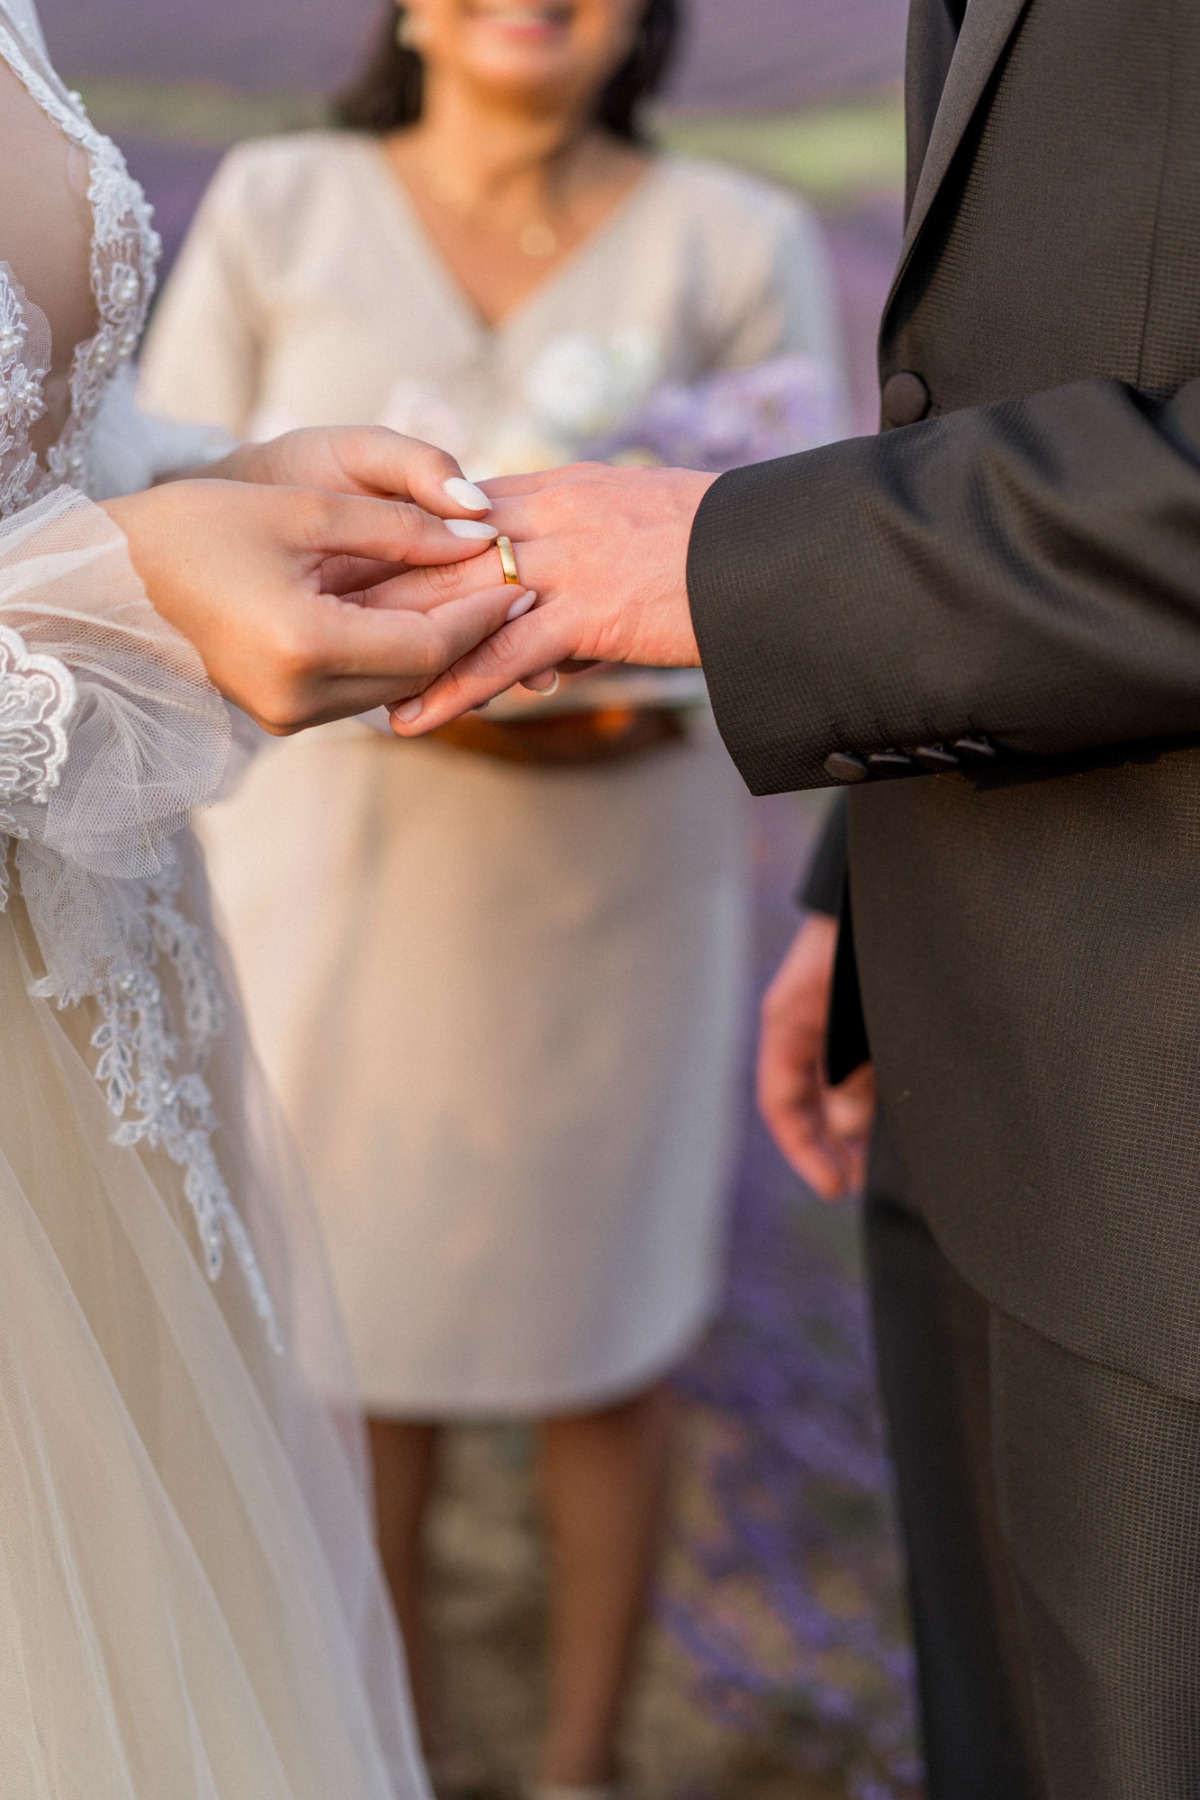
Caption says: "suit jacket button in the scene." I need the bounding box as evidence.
[823,750,870,784]
[867,748,914,775]
[913,742,961,771]
[881,370,931,428]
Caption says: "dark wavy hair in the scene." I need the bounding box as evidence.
[333,0,682,142]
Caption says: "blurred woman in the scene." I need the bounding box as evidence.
[141,2,843,1792]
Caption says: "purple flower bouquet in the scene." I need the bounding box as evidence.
[586,351,847,473]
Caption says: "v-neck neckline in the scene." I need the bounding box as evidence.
[359,136,666,343]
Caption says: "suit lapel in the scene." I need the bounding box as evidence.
[885,0,1033,319]
[903,0,963,221]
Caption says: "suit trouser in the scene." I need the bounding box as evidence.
[866,1124,1200,1800]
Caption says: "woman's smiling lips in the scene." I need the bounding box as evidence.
[464,1,576,42]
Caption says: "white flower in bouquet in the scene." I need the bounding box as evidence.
[524,328,664,440]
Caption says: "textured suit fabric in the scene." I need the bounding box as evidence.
[992,1302,1200,1798]
[869,1123,1200,1800]
[688,0,1200,1400]
[865,1123,1046,1800]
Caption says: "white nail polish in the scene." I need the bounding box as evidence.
[445,518,498,540]
[443,477,491,512]
[391,697,423,724]
[505,589,536,623]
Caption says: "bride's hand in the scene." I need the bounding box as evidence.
[209,425,492,517]
[206,427,498,597]
[102,478,527,734]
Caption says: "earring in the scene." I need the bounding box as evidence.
[394,6,418,49]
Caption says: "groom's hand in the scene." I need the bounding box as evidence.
[758,914,877,1199]
[377,463,716,732]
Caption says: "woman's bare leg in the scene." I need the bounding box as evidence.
[368,1415,443,1758]
[534,1383,674,1786]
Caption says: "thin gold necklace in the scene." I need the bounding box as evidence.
[409,149,576,260]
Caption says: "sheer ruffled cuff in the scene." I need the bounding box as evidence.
[0,486,231,999]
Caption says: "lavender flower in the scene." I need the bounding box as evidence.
[586,353,846,473]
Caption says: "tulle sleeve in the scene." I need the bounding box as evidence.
[0,484,231,1001]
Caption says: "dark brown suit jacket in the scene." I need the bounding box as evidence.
[688,0,1200,1398]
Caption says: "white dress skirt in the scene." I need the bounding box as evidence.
[142,132,845,1416]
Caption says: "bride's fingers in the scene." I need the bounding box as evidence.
[262,584,526,733]
[336,428,493,520]
[416,585,538,674]
[389,607,572,732]
[320,554,410,596]
[364,538,548,613]
[308,489,498,569]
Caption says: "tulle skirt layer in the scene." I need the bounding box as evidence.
[0,845,427,1800]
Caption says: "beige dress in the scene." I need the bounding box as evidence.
[141,134,843,1416]
[0,14,427,1796]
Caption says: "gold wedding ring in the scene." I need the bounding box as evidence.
[496,534,521,585]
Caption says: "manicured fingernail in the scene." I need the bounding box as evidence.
[445,518,498,540]
[525,669,560,695]
[391,697,423,724]
[505,588,536,623]
[443,477,491,512]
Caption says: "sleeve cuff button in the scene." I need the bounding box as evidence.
[823,751,871,784]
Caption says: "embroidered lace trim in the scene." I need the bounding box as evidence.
[86,865,281,1348]
[0,620,73,856]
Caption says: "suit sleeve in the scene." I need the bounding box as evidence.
[688,376,1200,792]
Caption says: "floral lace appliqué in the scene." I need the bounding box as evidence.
[0,264,48,518]
[90,871,281,1350]
[0,619,74,867]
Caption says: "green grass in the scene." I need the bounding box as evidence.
[658,92,904,206]
[73,75,326,143]
[72,75,904,207]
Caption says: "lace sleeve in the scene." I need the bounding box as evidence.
[0,485,231,1000]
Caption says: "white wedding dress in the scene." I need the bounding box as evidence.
[0,4,428,1794]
